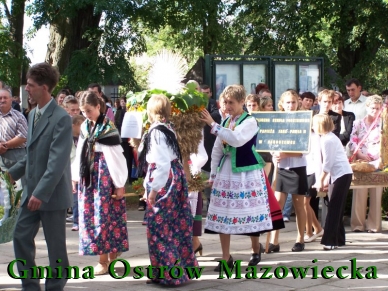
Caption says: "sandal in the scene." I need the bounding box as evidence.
[94,261,109,275]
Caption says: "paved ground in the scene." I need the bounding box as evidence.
[1,209,388,291]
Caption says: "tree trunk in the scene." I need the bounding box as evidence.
[202,1,220,55]
[45,5,102,75]
[9,0,25,97]
[337,35,380,81]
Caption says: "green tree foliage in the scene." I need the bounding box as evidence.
[233,0,388,92]
[140,0,244,57]
[27,0,144,91]
[3,0,388,94]
[0,0,30,94]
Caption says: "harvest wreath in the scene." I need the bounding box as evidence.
[126,50,209,187]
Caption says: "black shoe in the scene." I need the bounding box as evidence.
[248,253,261,266]
[214,255,233,272]
[138,200,146,211]
[194,243,203,256]
[266,243,280,253]
[292,242,305,252]
[146,279,160,284]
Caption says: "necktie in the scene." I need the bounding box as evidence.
[33,111,41,130]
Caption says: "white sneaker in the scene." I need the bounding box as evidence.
[304,234,317,243]
[66,215,73,222]
[283,217,290,222]
[323,245,338,250]
[315,229,324,237]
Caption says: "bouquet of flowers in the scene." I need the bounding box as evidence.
[0,172,22,244]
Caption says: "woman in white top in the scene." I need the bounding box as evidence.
[201,85,284,271]
[303,132,324,243]
[269,90,308,253]
[72,91,128,275]
[348,95,383,233]
[312,114,353,250]
[188,134,208,255]
[137,94,198,285]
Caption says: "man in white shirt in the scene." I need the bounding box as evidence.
[344,78,367,120]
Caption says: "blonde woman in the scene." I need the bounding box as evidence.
[269,90,308,252]
[312,114,352,250]
[137,94,198,285]
[201,85,284,270]
[349,95,383,233]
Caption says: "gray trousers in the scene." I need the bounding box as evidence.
[13,207,69,291]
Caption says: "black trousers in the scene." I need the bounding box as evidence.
[121,138,134,183]
[321,173,352,246]
[310,196,319,219]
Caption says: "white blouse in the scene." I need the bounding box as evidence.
[321,132,353,183]
[309,132,330,185]
[310,132,322,176]
[189,131,208,174]
[210,116,258,179]
[144,123,178,192]
[71,135,128,188]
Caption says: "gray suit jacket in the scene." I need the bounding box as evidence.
[9,100,73,211]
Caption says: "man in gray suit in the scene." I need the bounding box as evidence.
[8,63,73,291]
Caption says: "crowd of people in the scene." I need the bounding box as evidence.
[0,63,386,289]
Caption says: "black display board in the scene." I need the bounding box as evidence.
[251,111,312,153]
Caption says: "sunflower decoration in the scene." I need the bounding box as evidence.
[126,50,208,159]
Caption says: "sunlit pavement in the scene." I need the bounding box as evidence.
[1,210,388,291]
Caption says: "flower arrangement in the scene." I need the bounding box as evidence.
[0,171,22,244]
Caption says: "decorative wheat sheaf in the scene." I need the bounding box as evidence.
[126,50,208,165]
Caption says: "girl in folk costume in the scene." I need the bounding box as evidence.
[72,91,129,275]
[138,94,198,285]
[201,85,284,271]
